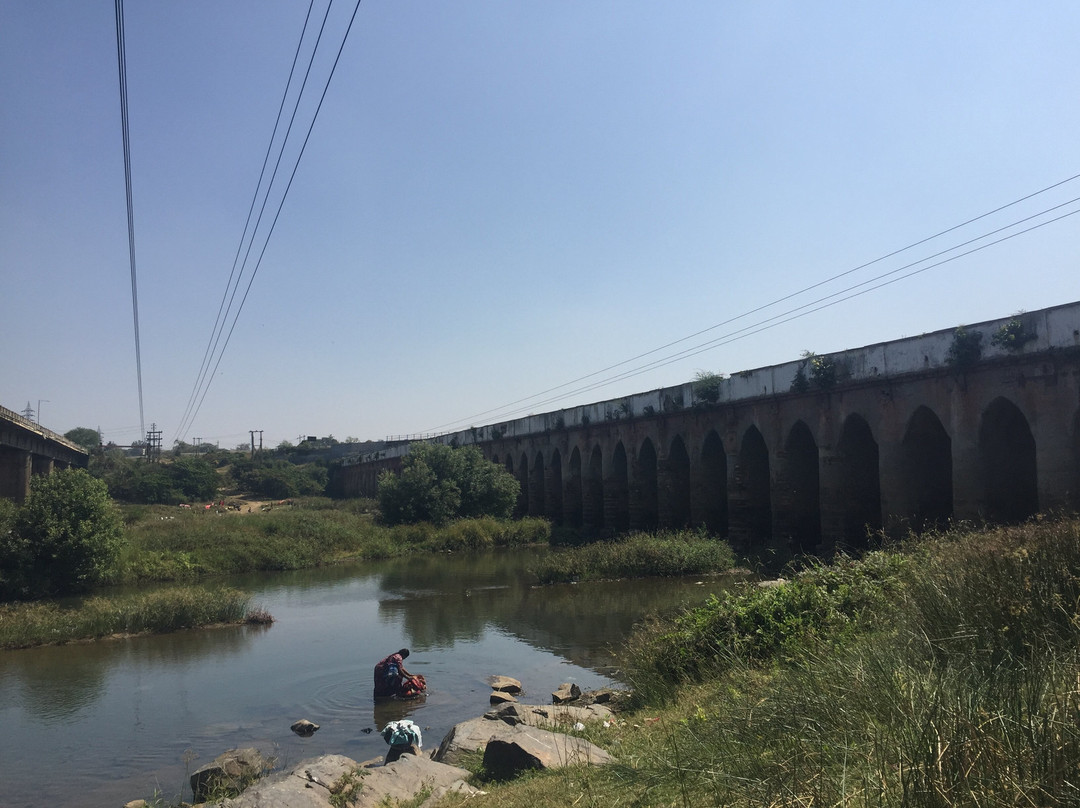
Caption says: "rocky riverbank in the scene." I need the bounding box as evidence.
[124,681,625,808]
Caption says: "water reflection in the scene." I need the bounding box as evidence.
[371,551,735,670]
[0,548,733,808]
[373,695,427,731]
[0,623,265,724]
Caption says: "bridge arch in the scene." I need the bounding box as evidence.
[665,435,691,529]
[635,438,659,530]
[836,413,881,548]
[607,442,630,533]
[567,446,583,527]
[901,405,952,531]
[531,452,547,517]
[780,420,821,552]
[697,429,727,535]
[733,425,771,548]
[979,397,1037,523]
[516,452,529,518]
[585,445,604,531]
[549,448,564,525]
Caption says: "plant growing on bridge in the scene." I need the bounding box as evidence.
[991,316,1037,352]
[692,371,725,405]
[807,352,839,390]
[377,442,519,526]
[791,351,845,392]
[0,468,124,599]
[791,363,810,393]
[946,325,984,370]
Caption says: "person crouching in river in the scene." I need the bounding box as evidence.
[374,648,412,699]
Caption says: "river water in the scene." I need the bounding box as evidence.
[0,549,736,808]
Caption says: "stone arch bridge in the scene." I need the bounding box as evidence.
[341,301,1080,553]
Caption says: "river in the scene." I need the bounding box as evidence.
[0,548,736,808]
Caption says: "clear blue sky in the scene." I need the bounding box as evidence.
[2,1,1078,449]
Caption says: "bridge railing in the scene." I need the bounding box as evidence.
[0,404,88,455]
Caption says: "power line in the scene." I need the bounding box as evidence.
[176,0,320,441]
[426,179,1080,432]
[508,204,1080,415]
[115,0,145,439]
[175,0,365,442]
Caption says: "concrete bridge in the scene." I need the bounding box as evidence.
[0,406,89,502]
[341,301,1080,553]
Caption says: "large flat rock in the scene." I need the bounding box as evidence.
[482,728,614,777]
[433,715,613,771]
[217,755,358,808]
[354,755,475,808]
[217,754,472,808]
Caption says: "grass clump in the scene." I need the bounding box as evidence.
[531,529,735,585]
[0,586,260,649]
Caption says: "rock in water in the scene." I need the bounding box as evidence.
[489,675,523,693]
[290,719,320,737]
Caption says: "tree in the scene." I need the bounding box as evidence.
[378,443,519,526]
[1,469,123,599]
[168,457,221,500]
[230,456,327,498]
[64,427,101,452]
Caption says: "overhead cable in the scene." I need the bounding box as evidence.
[175,0,364,442]
[115,0,146,439]
[426,178,1080,432]
[176,0,320,439]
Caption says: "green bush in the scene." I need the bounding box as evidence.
[692,370,724,404]
[95,456,222,504]
[534,529,736,585]
[378,443,519,525]
[230,457,327,498]
[624,548,908,703]
[0,469,124,599]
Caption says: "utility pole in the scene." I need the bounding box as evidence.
[193,437,202,456]
[250,430,264,458]
[21,402,34,422]
[146,423,162,462]
[37,399,49,425]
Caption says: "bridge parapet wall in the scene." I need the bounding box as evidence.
[344,302,1078,466]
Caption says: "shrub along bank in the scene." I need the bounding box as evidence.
[0,586,259,650]
[531,528,736,584]
[112,502,552,584]
[428,517,1080,808]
